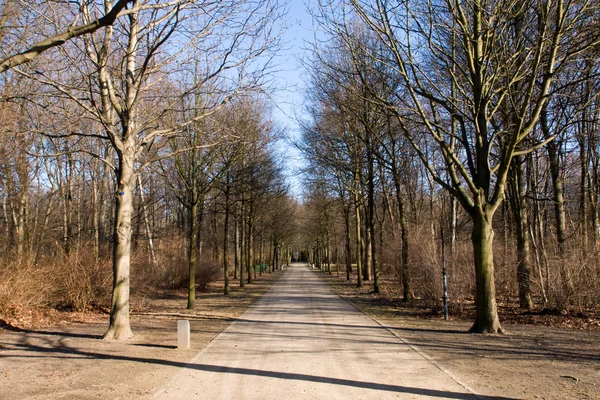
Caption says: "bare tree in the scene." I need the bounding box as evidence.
[345,0,599,332]
[0,0,133,74]
[14,0,283,339]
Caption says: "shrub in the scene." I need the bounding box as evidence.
[0,246,111,317]
[196,260,222,291]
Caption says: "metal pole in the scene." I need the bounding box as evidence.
[441,229,449,320]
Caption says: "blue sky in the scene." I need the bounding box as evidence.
[270,0,317,200]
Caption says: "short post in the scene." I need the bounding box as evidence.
[441,229,449,321]
[177,320,190,349]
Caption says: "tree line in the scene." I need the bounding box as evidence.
[2,0,599,339]
[298,0,600,333]
[0,0,298,340]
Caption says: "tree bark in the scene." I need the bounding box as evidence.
[15,191,28,263]
[259,235,264,276]
[98,161,109,254]
[92,168,100,262]
[393,175,410,302]
[580,134,588,254]
[247,219,253,284]
[273,240,279,272]
[367,142,379,292]
[545,131,574,304]
[326,227,332,275]
[343,202,352,280]
[234,215,240,280]
[240,213,245,287]
[223,177,230,295]
[187,201,198,309]
[363,205,371,282]
[354,184,363,287]
[103,153,135,340]
[469,207,502,334]
[509,155,533,310]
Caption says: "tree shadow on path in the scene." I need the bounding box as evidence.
[2,337,516,400]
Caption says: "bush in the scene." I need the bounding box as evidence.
[0,246,111,317]
[196,260,222,291]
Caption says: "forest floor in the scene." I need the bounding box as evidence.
[0,266,599,399]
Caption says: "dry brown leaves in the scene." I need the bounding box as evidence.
[324,273,600,331]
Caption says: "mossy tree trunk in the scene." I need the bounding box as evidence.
[470,205,502,334]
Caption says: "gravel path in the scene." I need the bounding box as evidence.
[154,263,505,400]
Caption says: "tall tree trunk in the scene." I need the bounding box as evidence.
[363,206,371,282]
[530,153,550,304]
[16,192,28,263]
[213,202,219,263]
[259,234,264,275]
[92,169,99,262]
[326,227,331,275]
[234,217,239,280]
[428,177,436,257]
[509,155,533,310]
[60,156,71,255]
[240,214,245,287]
[343,202,352,281]
[367,148,379,292]
[137,174,157,268]
[354,188,363,288]
[393,175,410,302]
[580,133,588,254]
[335,240,339,277]
[76,176,82,251]
[223,178,230,295]
[591,151,600,277]
[103,153,135,340]
[450,195,457,257]
[252,225,256,280]
[247,219,253,284]
[2,192,9,256]
[590,124,600,277]
[273,240,279,272]
[268,233,273,272]
[549,148,574,302]
[34,195,54,264]
[197,200,204,279]
[469,207,502,334]
[30,179,39,258]
[98,160,109,255]
[187,201,198,309]
[543,108,574,304]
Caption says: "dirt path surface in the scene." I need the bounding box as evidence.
[155,264,498,400]
[1,263,599,399]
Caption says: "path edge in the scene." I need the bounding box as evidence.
[311,267,485,400]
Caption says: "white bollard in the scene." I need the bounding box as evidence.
[177,320,190,350]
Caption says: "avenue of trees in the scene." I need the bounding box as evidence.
[0,0,298,339]
[2,0,600,339]
[299,0,600,333]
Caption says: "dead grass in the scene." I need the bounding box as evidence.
[0,248,111,314]
[320,268,600,331]
[0,252,283,331]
